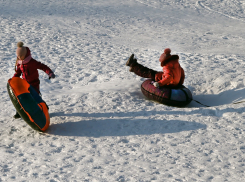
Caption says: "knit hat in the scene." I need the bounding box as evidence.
[16,42,27,59]
[159,48,171,63]
[159,48,179,67]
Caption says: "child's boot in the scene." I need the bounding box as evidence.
[126,54,137,67]
[13,112,21,119]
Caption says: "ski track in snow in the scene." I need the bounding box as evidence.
[1,0,245,181]
[197,0,245,22]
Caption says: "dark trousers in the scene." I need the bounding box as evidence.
[131,63,157,80]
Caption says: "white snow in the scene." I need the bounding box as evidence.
[1,0,245,181]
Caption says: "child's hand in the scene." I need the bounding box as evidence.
[153,82,159,88]
[49,72,55,80]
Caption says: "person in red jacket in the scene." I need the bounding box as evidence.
[126,48,185,88]
[12,42,55,118]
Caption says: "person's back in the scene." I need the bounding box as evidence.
[159,58,184,86]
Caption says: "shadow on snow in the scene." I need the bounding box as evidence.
[47,112,206,137]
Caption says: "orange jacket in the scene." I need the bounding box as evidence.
[155,55,185,87]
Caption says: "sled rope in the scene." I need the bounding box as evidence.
[192,99,245,107]
[192,99,210,107]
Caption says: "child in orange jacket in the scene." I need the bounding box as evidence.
[126,48,185,88]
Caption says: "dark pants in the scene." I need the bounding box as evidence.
[131,63,157,80]
[29,81,40,94]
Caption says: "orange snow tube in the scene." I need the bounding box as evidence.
[7,77,50,132]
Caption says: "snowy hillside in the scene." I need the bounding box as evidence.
[1,0,245,181]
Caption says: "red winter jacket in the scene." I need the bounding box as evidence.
[155,55,185,87]
[13,48,53,93]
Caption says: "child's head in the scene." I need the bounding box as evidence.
[159,48,180,67]
[159,48,171,64]
[16,42,27,60]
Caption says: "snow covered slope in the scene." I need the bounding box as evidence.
[1,0,245,181]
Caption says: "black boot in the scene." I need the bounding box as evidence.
[126,54,137,66]
[13,112,21,119]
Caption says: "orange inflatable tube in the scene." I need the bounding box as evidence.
[7,77,50,132]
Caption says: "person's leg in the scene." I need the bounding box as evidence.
[130,63,156,80]
[34,84,50,110]
[34,85,40,94]
[126,54,157,80]
[126,54,137,66]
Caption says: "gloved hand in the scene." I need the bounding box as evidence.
[49,72,55,80]
[153,82,159,88]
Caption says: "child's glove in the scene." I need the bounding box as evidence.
[49,72,55,80]
[153,82,159,88]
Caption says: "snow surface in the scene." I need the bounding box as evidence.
[1,0,245,181]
